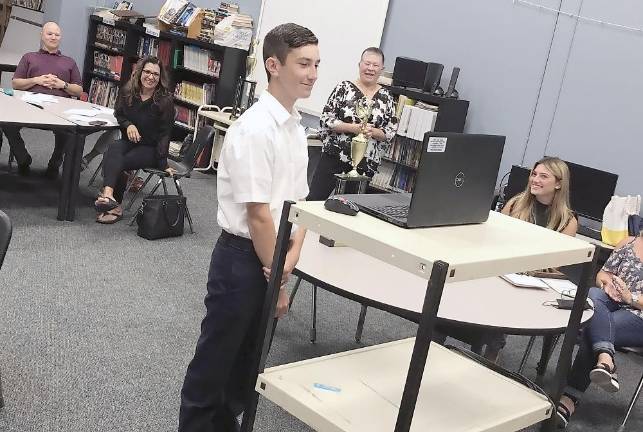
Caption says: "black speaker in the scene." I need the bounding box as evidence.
[445,67,460,99]
[392,57,427,89]
[422,62,443,93]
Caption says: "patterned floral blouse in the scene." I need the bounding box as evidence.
[319,80,398,177]
[602,238,643,317]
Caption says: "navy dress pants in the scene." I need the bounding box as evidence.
[179,231,267,432]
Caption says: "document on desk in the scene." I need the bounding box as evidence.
[67,114,116,126]
[502,273,577,295]
[21,92,58,104]
[64,108,99,117]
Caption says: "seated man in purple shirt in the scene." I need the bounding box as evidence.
[4,21,83,177]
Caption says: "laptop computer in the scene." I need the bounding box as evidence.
[341,132,505,228]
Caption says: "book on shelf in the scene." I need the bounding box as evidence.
[92,51,123,80]
[159,0,200,27]
[174,80,216,105]
[174,104,197,128]
[95,23,127,51]
[12,0,42,10]
[136,37,172,66]
[183,45,221,77]
[88,78,119,109]
[397,104,437,141]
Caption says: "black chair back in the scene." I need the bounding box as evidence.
[181,125,216,172]
[0,210,12,270]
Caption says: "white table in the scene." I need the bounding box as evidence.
[1,91,117,220]
[241,202,596,432]
[296,234,593,334]
[195,108,325,172]
[194,108,233,172]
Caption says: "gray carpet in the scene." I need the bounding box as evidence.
[0,129,641,431]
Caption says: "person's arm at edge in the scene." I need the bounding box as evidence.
[247,202,294,318]
[561,215,578,237]
[247,202,276,268]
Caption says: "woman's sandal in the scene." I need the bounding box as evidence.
[590,361,619,392]
[555,393,579,429]
[94,196,119,213]
[96,209,123,224]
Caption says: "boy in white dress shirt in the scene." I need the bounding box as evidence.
[178,23,320,432]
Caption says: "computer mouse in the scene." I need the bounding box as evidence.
[324,196,359,216]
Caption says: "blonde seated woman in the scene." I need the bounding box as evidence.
[502,156,578,235]
[436,157,578,360]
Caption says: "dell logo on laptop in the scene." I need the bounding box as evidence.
[454,172,465,188]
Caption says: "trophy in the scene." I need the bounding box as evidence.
[347,98,374,177]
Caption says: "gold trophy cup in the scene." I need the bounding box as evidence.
[347,98,374,177]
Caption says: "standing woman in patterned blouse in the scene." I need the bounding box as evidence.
[308,47,398,200]
[556,234,643,428]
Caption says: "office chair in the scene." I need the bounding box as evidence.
[0,210,13,409]
[126,125,216,233]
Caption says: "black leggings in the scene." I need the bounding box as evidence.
[102,139,157,202]
[307,152,369,201]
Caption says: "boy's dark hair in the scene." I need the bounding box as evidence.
[263,23,318,81]
[361,47,385,64]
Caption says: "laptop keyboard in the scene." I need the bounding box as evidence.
[373,205,409,219]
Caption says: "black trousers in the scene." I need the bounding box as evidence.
[2,125,66,167]
[179,231,267,432]
[102,139,157,202]
[307,152,368,201]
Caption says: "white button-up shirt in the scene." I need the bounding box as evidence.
[217,91,309,238]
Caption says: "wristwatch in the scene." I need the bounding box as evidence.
[63,81,68,90]
[631,292,640,307]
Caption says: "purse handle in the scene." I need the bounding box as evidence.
[163,200,184,228]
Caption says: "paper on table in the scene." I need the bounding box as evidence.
[21,92,58,104]
[67,114,115,126]
[501,273,550,289]
[542,278,577,296]
[64,108,99,117]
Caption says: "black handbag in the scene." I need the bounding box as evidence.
[136,195,186,240]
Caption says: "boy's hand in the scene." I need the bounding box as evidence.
[274,289,289,318]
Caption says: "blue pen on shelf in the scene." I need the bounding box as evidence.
[313,383,341,393]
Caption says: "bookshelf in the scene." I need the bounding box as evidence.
[0,0,10,44]
[82,14,247,140]
[371,85,469,193]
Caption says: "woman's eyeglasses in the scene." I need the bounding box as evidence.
[142,69,160,78]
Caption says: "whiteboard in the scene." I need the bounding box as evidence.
[252,0,390,117]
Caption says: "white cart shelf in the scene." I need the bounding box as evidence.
[243,201,596,432]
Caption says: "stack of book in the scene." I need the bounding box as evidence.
[137,37,172,66]
[389,166,417,192]
[159,0,201,27]
[232,13,252,29]
[370,163,396,191]
[384,136,423,169]
[174,80,216,105]
[88,78,119,108]
[183,45,221,77]
[12,0,43,11]
[95,23,127,52]
[174,105,197,129]
[214,2,239,24]
[198,9,217,42]
[397,104,437,141]
[92,51,123,80]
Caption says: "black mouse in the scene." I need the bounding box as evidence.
[324,196,359,216]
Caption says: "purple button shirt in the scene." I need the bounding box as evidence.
[13,49,82,98]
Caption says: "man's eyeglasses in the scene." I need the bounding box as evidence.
[142,69,160,78]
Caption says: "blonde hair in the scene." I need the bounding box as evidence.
[507,157,574,232]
